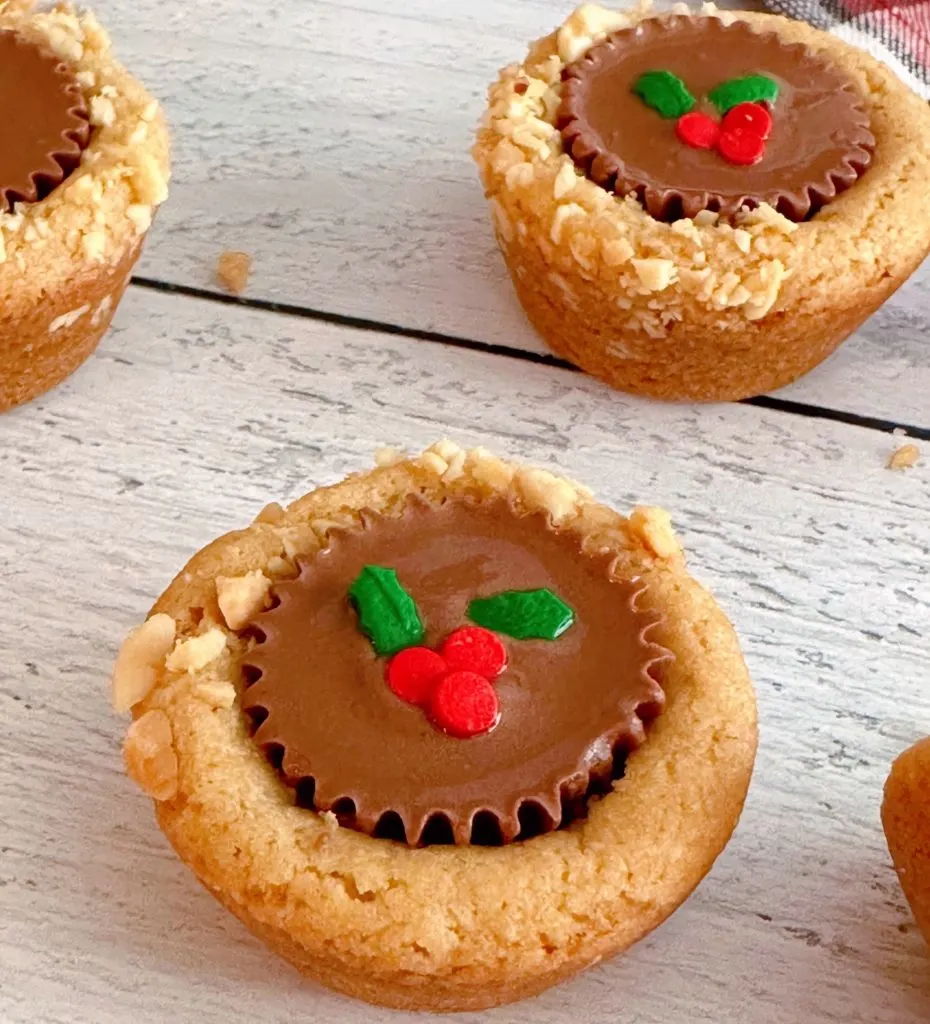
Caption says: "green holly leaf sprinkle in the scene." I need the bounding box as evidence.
[708,74,779,113]
[349,566,424,656]
[468,589,575,642]
[633,70,696,119]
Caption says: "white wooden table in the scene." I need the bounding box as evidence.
[2,3,929,1022]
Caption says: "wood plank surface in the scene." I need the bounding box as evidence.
[1,286,929,1023]
[84,0,930,426]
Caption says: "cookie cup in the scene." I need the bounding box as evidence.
[473,6,930,402]
[0,2,170,412]
[115,442,758,1012]
[883,737,930,946]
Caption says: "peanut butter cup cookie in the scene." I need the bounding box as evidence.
[883,737,930,946]
[0,2,169,412]
[473,4,930,401]
[113,443,757,1011]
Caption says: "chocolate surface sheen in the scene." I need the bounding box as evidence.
[242,498,670,846]
[558,16,874,221]
[0,31,91,212]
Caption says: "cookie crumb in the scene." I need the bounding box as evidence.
[111,613,176,712]
[123,709,178,801]
[513,466,578,522]
[629,506,681,559]
[166,628,227,674]
[419,451,449,475]
[467,448,515,491]
[887,443,920,471]
[195,679,237,709]
[216,572,272,631]
[254,502,285,526]
[266,555,296,578]
[281,524,319,560]
[430,439,463,462]
[443,450,467,482]
[216,250,252,295]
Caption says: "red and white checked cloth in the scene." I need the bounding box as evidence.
[762,0,930,98]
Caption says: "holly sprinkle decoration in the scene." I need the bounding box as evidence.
[350,569,575,739]
[635,70,779,167]
[708,74,779,115]
[348,566,424,656]
[468,588,575,641]
[633,70,695,119]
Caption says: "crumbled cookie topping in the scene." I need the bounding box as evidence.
[122,708,178,801]
[111,612,176,712]
[216,571,272,631]
[165,628,227,674]
[194,679,238,710]
[310,441,679,570]
[629,506,682,559]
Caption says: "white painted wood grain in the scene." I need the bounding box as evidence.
[1,286,929,1023]
[83,0,930,425]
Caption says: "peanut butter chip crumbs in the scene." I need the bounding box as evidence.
[216,250,252,295]
[467,449,515,490]
[629,506,681,559]
[195,680,237,709]
[266,556,294,578]
[632,258,677,293]
[165,628,227,674]
[216,572,272,631]
[513,467,578,523]
[281,525,319,560]
[253,502,285,526]
[887,443,920,470]
[111,613,176,712]
[123,709,178,801]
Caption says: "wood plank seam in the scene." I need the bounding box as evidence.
[129,277,930,441]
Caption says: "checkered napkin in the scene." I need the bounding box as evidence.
[762,0,930,98]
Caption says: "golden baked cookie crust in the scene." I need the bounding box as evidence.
[473,5,930,401]
[0,2,170,411]
[114,443,758,1012]
[883,737,930,945]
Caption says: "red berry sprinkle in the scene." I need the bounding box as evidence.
[439,626,508,680]
[675,111,720,151]
[430,671,500,738]
[386,647,447,706]
[721,102,772,141]
[718,128,767,167]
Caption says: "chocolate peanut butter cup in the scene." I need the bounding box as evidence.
[558,16,875,221]
[241,497,671,846]
[0,31,90,211]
